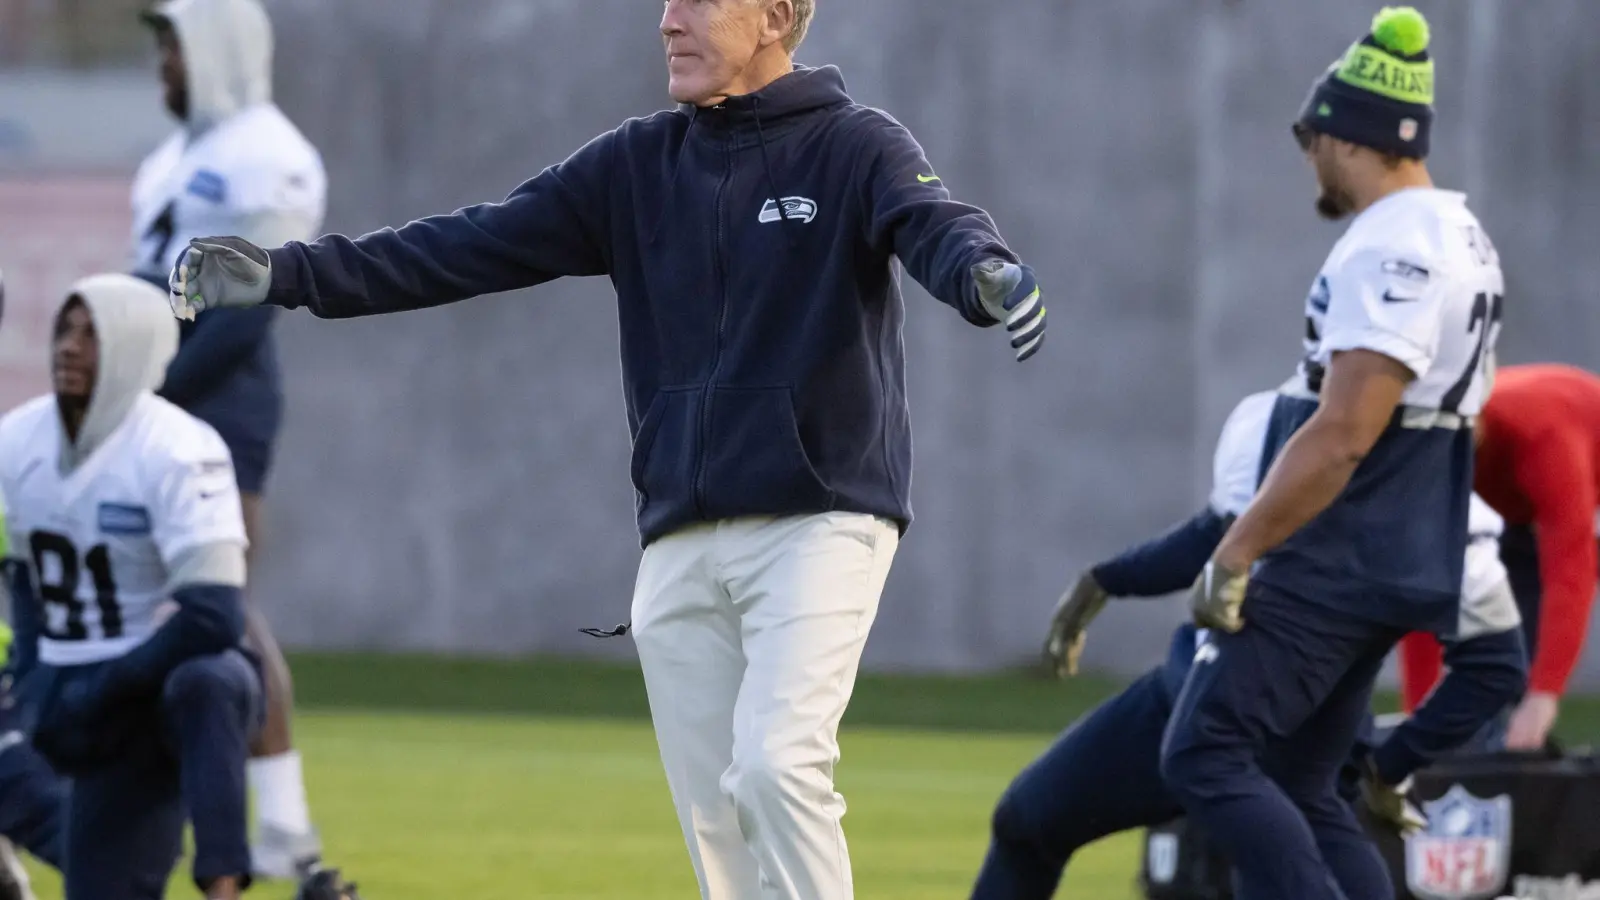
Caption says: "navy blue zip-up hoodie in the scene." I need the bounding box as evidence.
[263,66,1018,545]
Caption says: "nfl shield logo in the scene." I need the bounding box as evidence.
[1404,784,1512,900]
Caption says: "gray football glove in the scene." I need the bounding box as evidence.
[1360,756,1427,836]
[1189,559,1248,633]
[1043,570,1110,678]
[168,235,272,321]
[972,259,1046,362]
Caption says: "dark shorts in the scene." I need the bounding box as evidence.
[216,429,275,495]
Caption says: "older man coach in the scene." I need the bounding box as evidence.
[167,1,1048,896]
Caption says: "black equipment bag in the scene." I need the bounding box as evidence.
[1140,747,1600,900]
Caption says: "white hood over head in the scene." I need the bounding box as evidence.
[55,274,179,472]
[146,0,274,130]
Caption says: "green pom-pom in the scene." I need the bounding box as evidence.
[1371,6,1430,56]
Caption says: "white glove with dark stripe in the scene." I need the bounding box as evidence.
[973,259,1046,362]
[168,235,272,321]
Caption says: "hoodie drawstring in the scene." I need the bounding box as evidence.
[752,97,798,247]
[649,107,701,245]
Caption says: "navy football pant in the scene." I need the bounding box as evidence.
[56,650,262,900]
[0,730,65,869]
[973,662,1395,900]
[1161,582,1404,900]
[972,669,1180,898]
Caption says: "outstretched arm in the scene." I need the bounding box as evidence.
[1093,508,1234,598]
[192,130,618,321]
[860,114,1019,326]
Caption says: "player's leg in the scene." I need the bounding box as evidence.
[972,668,1183,899]
[717,512,898,900]
[61,750,185,900]
[1160,582,1394,900]
[236,488,320,876]
[1264,652,1397,900]
[630,525,761,899]
[161,649,263,894]
[0,731,65,871]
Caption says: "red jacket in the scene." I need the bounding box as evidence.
[1475,363,1600,695]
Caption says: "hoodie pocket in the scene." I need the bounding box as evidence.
[630,387,700,514]
[701,386,835,519]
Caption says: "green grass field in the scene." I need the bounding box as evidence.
[17,653,1600,898]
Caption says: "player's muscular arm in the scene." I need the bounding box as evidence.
[1213,350,1413,570]
[265,132,616,319]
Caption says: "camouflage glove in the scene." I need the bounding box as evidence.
[972,259,1046,362]
[1189,559,1248,633]
[1043,570,1110,678]
[1360,756,1427,836]
[168,235,272,321]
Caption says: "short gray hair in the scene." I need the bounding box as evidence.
[763,0,814,53]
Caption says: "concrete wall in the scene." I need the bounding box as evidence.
[218,0,1600,679]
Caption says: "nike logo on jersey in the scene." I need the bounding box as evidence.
[916,174,941,184]
[1381,290,1420,304]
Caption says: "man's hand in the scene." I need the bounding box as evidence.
[972,259,1046,362]
[1360,757,1428,836]
[169,235,273,321]
[1043,570,1110,678]
[1504,690,1560,750]
[1189,559,1248,633]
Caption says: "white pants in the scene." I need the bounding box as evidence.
[631,512,899,900]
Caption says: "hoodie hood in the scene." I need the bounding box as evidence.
[56,274,179,473]
[679,65,852,124]
[144,0,273,131]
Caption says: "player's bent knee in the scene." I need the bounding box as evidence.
[163,654,255,717]
[990,784,1042,847]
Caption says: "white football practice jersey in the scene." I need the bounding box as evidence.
[130,104,325,283]
[129,0,324,282]
[0,395,245,665]
[1299,188,1504,418]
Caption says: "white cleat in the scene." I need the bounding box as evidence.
[251,823,323,881]
[0,838,35,900]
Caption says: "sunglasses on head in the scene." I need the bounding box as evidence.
[1292,122,1317,152]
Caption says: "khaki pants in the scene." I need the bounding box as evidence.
[631,512,899,900]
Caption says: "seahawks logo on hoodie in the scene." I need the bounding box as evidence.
[759,197,818,225]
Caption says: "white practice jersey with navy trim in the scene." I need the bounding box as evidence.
[1252,187,1504,631]
[0,395,247,665]
[130,104,326,283]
